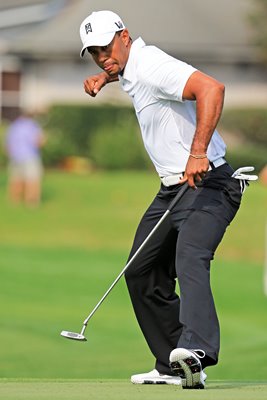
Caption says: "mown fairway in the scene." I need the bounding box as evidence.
[0,170,266,391]
[1,380,267,400]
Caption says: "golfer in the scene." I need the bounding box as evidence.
[79,10,246,389]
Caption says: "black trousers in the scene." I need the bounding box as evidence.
[125,163,244,374]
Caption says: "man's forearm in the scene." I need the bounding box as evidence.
[191,83,225,155]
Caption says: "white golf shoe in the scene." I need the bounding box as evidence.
[169,348,207,389]
[131,369,182,385]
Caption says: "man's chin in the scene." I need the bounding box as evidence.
[102,66,120,77]
[107,69,119,77]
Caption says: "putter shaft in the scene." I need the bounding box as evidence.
[62,165,258,342]
[62,183,189,340]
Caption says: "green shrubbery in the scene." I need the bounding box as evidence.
[41,104,150,169]
[226,146,266,172]
[219,107,267,173]
[0,123,8,166]
[219,107,267,145]
[89,125,150,170]
[0,105,266,172]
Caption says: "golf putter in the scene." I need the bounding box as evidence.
[61,166,259,342]
[61,182,189,341]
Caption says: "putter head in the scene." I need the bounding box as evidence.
[61,330,87,341]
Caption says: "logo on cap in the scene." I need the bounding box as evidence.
[85,23,92,34]
[115,21,123,29]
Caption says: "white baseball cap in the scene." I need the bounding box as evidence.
[79,10,125,57]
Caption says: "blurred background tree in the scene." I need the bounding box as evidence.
[249,0,267,64]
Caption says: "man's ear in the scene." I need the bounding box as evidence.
[120,29,131,46]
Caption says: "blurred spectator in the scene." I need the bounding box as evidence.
[5,110,46,207]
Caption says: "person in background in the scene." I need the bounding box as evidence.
[5,110,45,207]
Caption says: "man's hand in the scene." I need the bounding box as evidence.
[179,156,210,189]
[84,72,109,97]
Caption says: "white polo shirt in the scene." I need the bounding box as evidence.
[119,38,226,177]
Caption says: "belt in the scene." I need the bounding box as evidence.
[160,157,226,187]
[160,173,184,187]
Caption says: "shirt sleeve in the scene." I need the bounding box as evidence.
[138,48,197,102]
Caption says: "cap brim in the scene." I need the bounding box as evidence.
[80,31,116,57]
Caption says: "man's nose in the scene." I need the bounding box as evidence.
[97,50,108,63]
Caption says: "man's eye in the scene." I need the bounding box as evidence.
[102,45,109,51]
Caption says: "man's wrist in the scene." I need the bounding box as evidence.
[189,153,207,159]
[102,72,118,83]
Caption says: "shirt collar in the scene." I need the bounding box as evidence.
[121,37,146,82]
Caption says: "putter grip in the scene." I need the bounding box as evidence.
[167,183,189,211]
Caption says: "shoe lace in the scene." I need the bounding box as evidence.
[191,349,206,359]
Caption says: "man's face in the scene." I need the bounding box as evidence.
[87,30,131,76]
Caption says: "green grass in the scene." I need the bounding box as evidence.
[0,380,267,400]
[0,248,266,380]
[0,170,266,260]
[0,170,266,384]
[0,171,158,250]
